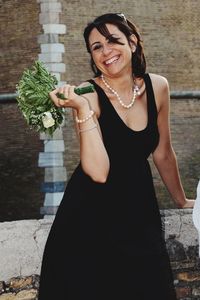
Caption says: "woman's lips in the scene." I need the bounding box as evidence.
[104,55,120,65]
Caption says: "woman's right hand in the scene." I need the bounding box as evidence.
[49,84,89,112]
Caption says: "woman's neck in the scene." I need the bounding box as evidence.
[101,72,134,94]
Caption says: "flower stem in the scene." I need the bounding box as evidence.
[57,84,95,99]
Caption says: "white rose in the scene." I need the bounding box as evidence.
[42,112,55,128]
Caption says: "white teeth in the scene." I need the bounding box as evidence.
[105,56,119,65]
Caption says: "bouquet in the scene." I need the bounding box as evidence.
[16,60,95,136]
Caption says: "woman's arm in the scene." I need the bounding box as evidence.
[49,83,110,183]
[151,74,194,208]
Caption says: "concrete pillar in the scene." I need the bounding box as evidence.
[37,0,67,218]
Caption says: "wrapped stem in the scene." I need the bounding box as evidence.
[57,84,95,99]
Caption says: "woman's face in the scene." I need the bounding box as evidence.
[88,23,136,78]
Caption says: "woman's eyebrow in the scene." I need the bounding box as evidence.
[90,41,101,47]
[90,34,119,47]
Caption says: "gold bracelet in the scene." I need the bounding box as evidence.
[75,110,94,123]
[78,124,97,134]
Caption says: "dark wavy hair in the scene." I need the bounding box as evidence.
[83,13,146,77]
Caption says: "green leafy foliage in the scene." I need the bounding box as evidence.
[16,60,65,136]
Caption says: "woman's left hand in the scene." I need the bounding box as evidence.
[181,198,195,209]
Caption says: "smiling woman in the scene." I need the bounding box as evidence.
[38,13,194,300]
[84,13,145,78]
[88,23,136,82]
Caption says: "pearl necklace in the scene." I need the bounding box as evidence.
[101,74,140,109]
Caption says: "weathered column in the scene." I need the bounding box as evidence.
[37,0,67,218]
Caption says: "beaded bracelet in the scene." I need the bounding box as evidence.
[75,110,94,123]
[78,124,98,134]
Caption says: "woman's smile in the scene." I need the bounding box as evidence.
[104,55,120,66]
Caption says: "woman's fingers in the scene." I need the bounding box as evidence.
[63,84,72,99]
[49,88,60,106]
[49,86,70,108]
[49,84,87,110]
[68,85,76,99]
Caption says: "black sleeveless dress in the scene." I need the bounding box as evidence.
[38,74,177,300]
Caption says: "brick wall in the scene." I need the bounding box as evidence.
[151,98,200,208]
[60,0,200,90]
[0,0,199,220]
[0,0,42,93]
[0,0,43,221]
[0,103,44,221]
[63,97,200,209]
[60,0,200,208]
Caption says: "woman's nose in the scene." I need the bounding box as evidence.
[102,44,112,55]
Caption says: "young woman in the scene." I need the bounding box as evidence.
[38,13,195,300]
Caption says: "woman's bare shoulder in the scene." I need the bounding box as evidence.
[148,73,170,112]
[148,73,169,90]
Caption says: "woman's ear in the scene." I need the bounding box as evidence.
[129,34,138,52]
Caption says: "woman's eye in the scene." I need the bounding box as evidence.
[92,44,102,51]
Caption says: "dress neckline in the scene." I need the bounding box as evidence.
[89,74,150,134]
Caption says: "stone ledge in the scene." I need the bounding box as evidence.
[162,209,199,262]
[0,219,52,281]
[0,209,198,283]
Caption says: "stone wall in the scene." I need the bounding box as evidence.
[164,209,200,299]
[0,209,199,299]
